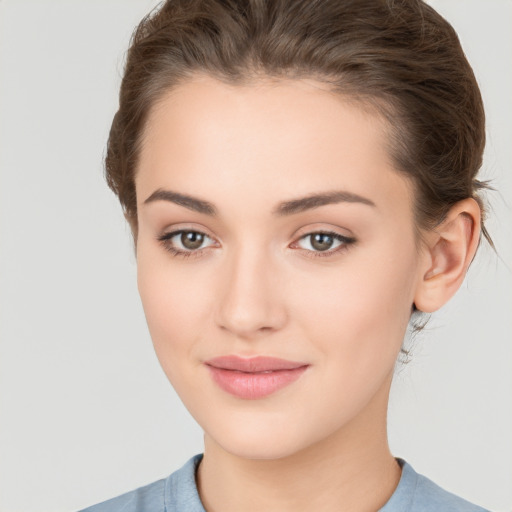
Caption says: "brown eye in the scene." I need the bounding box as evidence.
[180,231,205,250]
[310,233,335,251]
[157,229,216,258]
[294,231,356,258]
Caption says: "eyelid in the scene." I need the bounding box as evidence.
[157,222,216,242]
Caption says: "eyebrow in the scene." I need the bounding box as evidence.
[143,188,376,216]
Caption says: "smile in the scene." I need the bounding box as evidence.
[204,356,309,400]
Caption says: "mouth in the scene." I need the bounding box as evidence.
[204,355,309,400]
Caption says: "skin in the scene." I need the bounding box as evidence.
[134,74,481,512]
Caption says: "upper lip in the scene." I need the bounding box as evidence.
[205,355,309,373]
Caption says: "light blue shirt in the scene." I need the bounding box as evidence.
[78,454,491,511]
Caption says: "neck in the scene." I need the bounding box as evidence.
[196,374,401,512]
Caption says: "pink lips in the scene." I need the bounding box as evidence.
[204,356,309,400]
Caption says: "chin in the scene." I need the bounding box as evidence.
[216,432,307,461]
[200,406,342,461]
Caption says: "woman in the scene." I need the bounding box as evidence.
[80,0,494,510]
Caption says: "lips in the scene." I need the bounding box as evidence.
[204,355,309,399]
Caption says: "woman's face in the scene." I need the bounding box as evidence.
[135,75,425,459]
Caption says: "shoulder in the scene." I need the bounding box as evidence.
[412,472,491,512]
[77,454,205,512]
[77,478,166,512]
[381,459,492,512]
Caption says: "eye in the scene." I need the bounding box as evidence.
[157,229,216,259]
[157,228,356,260]
[293,231,356,258]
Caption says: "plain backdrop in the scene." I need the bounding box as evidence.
[0,1,511,511]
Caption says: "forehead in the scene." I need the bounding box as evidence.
[136,74,414,222]
[139,74,389,165]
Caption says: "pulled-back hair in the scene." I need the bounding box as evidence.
[106,0,493,259]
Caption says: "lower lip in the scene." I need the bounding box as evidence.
[206,365,308,399]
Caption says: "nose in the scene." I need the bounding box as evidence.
[215,243,288,340]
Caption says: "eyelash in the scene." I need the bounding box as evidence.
[157,229,356,260]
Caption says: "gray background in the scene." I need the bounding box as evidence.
[0,1,511,511]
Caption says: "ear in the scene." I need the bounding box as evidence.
[413,198,481,313]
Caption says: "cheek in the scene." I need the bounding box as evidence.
[136,252,213,377]
[278,245,418,439]
[292,241,418,369]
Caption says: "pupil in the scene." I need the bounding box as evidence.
[311,233,333,251]
[182,231,204,250]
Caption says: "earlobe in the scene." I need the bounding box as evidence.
[413,198,481,313]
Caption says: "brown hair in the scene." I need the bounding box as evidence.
[106,0,493,256]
